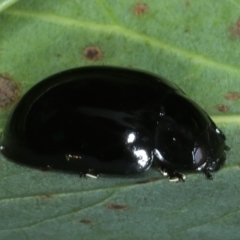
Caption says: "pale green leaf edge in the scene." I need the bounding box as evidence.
[6,8,240,76]
[0,0,18,13]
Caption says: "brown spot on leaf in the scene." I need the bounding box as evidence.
[230,18,240,36]
[39,194,53,199]
[79,219,92,225]
[56,53,62,58]
[216,104,229,112]
[106,203,128,211]
[224,92,239,101]
[0,74,20,109]
[185,1,190,7]
[83,46,103,61]
[133,3,148,15]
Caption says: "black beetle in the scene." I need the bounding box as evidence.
[0,66,229,181]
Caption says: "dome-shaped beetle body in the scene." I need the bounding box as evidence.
[0,66,229,181]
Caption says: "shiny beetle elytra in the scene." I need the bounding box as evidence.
[0,66,229,181]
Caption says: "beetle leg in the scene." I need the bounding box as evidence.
[79,171,99,179]
[158,166,186,182]
[168,171,186,182]
[79,169,99,179]
[79,172,99,179]
[224,145,230,151]
[203,168,213,180]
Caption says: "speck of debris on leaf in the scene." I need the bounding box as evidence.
[83,46,103,61]
[185,1,190,7]
[56,53,62,58]
[224,92,239,101]
[230,18,240,36]
[133,3,148,15]
[106,203,128,211]
[39,194,53,199]
[79,219,92,225]
[0,74,20,109]
[216,104,229,112]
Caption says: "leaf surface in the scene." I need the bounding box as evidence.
[0,1,240,239]
[0,0,18,13]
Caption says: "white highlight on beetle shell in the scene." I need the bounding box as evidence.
[197,162,207,171]
[127,133,136,143]
[154,149,164,160]
[133,149,149,168]
[216,128,220,134]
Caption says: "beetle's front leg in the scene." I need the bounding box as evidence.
[202,168,213,180]
[79,172,99,179]
[158,165,186,182]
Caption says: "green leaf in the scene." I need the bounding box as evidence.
[0,0,18,13]
[0,0,240,239]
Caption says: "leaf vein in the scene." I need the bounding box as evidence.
[4,8,240,76]
[0,191,116,232]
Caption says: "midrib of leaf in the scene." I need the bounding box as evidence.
[0,0,18,13]
[4,8,240,75]
[212,115,240,124]
[2,8,240,126]
[97,0,120,24]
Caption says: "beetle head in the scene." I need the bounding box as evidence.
[153,93,229,173]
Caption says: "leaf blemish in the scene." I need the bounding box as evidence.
[79,219,92,225]
[216,104,229,112]
[39,194,54,199]
[185,1,190,7]
[133,3,148,15]
[224,92,239,101]
[83,46,103,61]
[106,203,128,211]
[0,74,20,110]
[230,18,240,37]
[56,53,62,58]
